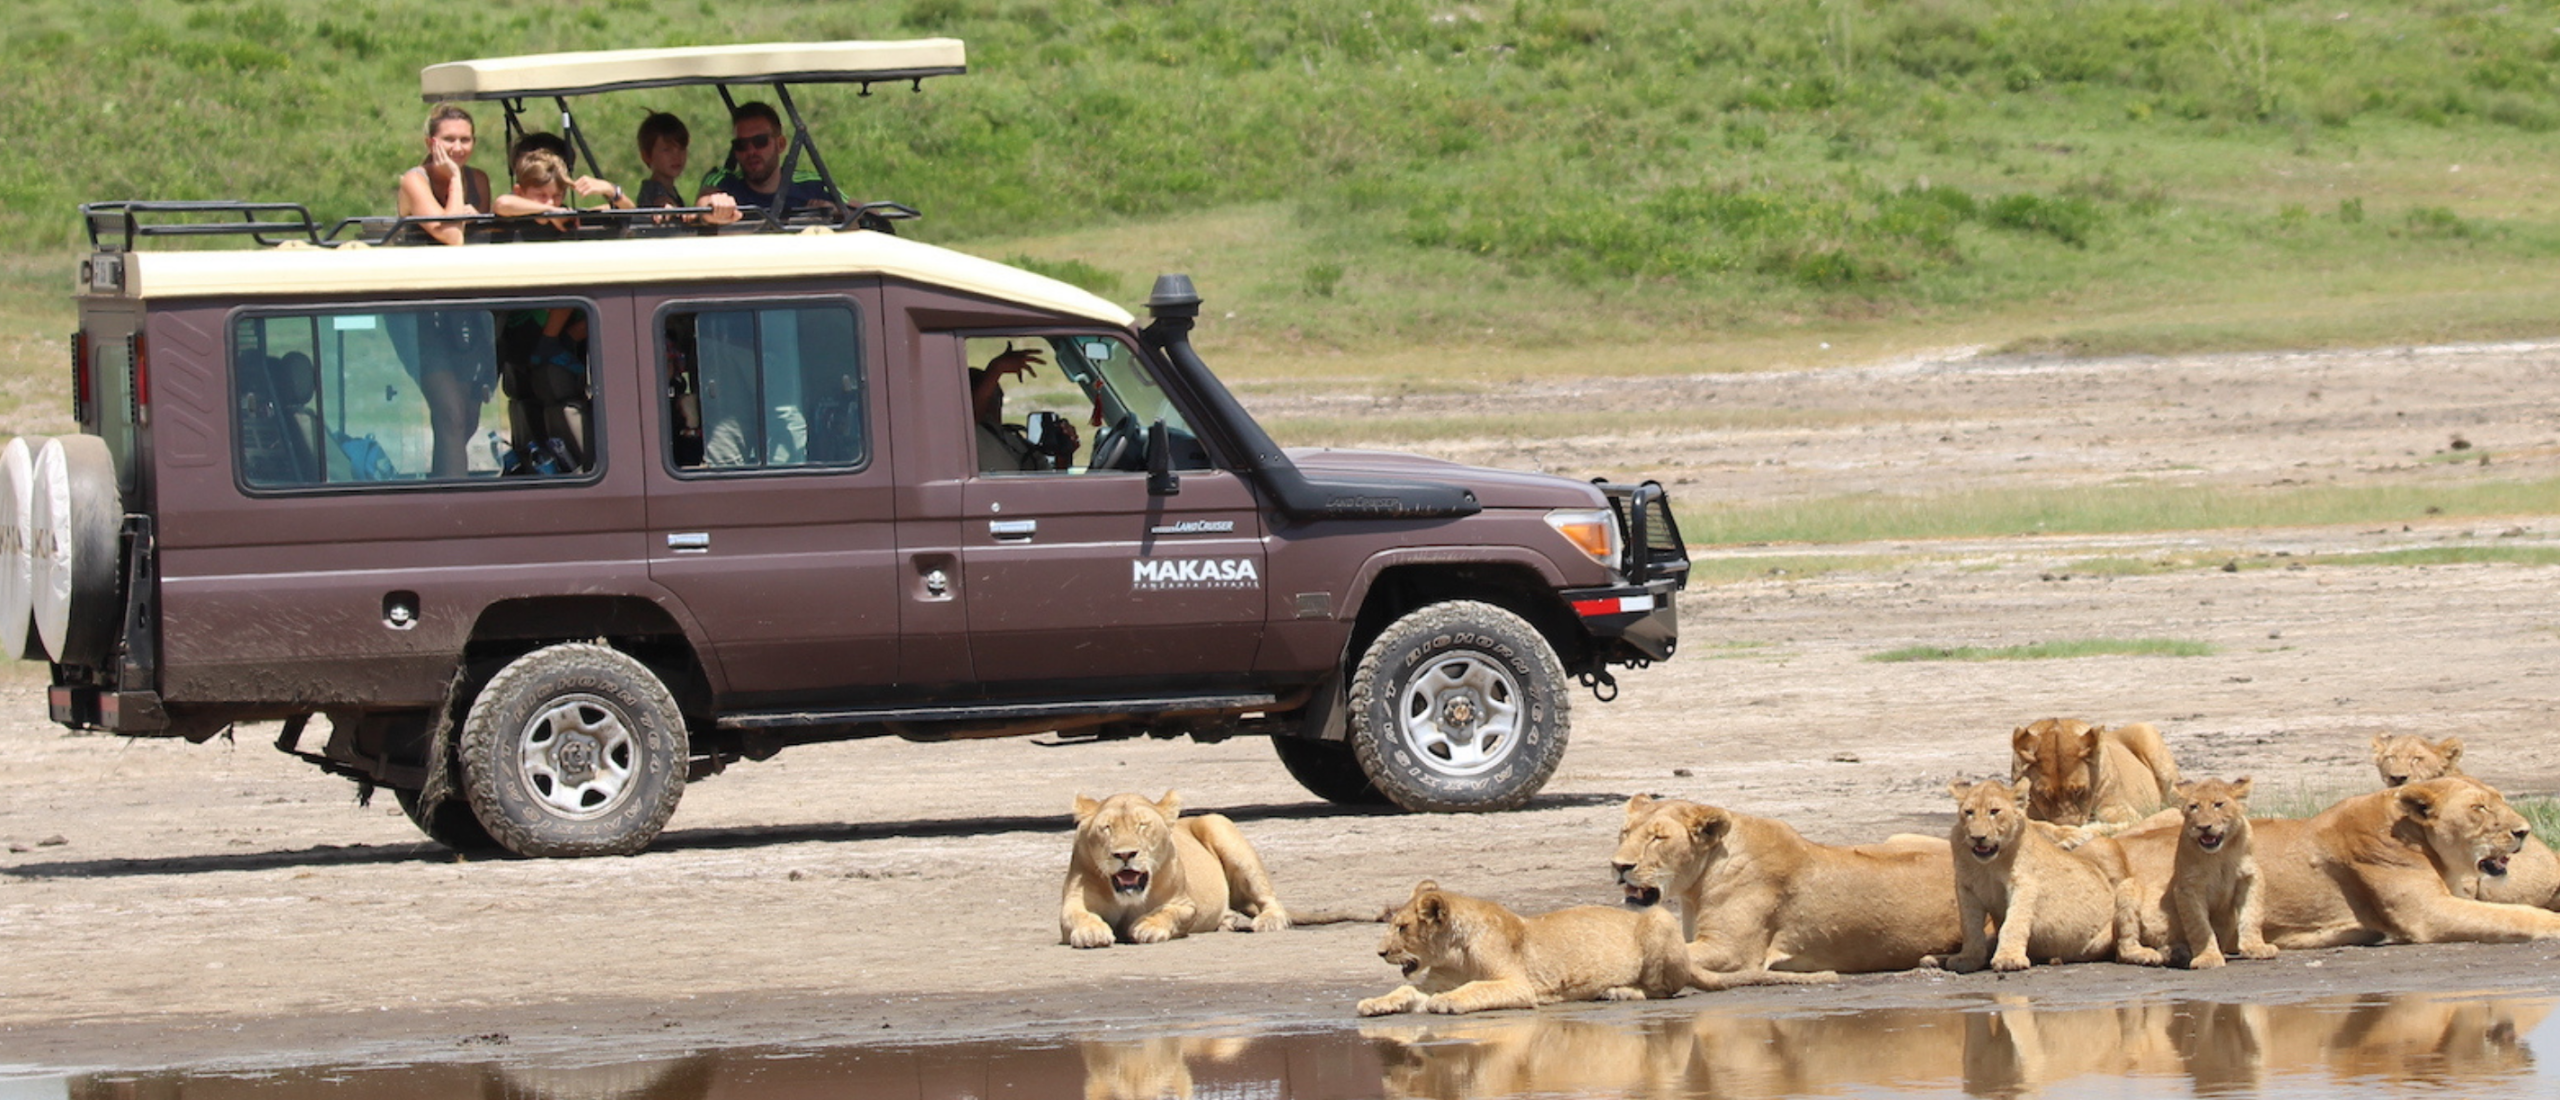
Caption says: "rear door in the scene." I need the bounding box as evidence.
[638,290,905,707]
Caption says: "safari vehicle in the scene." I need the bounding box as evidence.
[25,41,1688,858]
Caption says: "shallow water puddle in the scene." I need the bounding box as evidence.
[14,991,2555,1099]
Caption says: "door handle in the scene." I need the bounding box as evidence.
[990,519,1038,542]
[668,532,710,553]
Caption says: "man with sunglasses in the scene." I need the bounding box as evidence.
[699,101,845,222]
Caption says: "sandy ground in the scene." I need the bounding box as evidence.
[9,340,2560,1072]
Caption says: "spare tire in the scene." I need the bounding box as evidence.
[31,435,122,668]
[0,436,46,660]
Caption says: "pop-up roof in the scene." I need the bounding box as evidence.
[420,39,967,100]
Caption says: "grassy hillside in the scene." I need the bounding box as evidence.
[6,0,2560,373]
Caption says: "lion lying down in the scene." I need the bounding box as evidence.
[1357,880,1696,1016]
[2366,734,2560,910]
[1061,791,1289,948]
[1612,794,1958,976]
[2247,777,2560,948]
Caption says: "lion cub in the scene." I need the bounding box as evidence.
[2159,777,2276,969]
[1357,880,1694,1016]
[2011,718,2182,827]
[2371,734,2464,788]
[1061,791,1289,948]
[1940,779,2163,972]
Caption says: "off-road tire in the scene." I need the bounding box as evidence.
[31,435,122,667]
[1271,734,1389,806]
[1348,600,1570,813]
[457,643,687,858]
[394,788,500,852]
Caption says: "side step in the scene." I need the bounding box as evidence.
[716,692,1278,731]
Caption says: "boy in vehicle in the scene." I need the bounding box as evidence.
[633,111,741,225]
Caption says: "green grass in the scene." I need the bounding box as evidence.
[1685,478,2560,546]
[11,0,2560,368]
[1867,638,2214,663]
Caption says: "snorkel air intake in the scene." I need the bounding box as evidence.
[1141,275,1480,523]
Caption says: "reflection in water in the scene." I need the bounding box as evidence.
[45,991,2554,1099]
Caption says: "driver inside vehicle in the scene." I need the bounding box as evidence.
[972,344,1078,472]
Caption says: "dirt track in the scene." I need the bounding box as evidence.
[9,341,2560,1071]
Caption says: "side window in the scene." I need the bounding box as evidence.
[963,334,1211,475]
[230,305,598,488]
[664,304,864,472]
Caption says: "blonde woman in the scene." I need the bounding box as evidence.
[394,104,490,247]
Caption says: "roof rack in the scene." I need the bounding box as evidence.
[82,201,324,253]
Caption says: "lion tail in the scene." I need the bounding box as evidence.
[1288,906,1391,926]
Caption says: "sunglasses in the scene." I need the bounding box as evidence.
[731,132,775,153]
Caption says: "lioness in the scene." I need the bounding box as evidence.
[2010,718,2182,826]
[2360,738,2560,910]
[2371,734,2464,788]
[1612,794,1958,976]
[2157,777,2276,968]
[1357,880,1696,1016]
[2251,777,2560,948]
[1061,791,1289,948]
[1939,779,2163,972]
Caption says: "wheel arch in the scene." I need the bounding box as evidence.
[1338,554,1590,683]
[464,595,714,718]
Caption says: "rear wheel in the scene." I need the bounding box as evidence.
[1348,600,1570,813]
[1271,735,1388,806]
[458,643,687,858]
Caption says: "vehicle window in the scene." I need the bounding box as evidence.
[664,304,864,472]
[963,334,1211,476]
[230,304,599,488]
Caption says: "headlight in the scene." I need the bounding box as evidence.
[1545,508,1621,569]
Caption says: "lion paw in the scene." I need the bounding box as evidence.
[2187,949,2227,970]
[1064,917,1115,949]
[1599,986,1647,1002]
[1357,992,1419,1017]
[1990,953,2031,973]
[2118,944,2166,967]
[1129,919,1178,944]
[2239,942,2278,960]
[1252,906,1291,934]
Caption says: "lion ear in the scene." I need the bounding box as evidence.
[2397,784,2442,821]
[1154,790,1183,819]
[2173,780,2196,799]
[2369,734,2387,756]
[1949,779,1972,800]
[1072,794,1101,822]
[2437,738,2465,766]
[1411,879,1440,899]
[2077,727,2101,753]
[2011,777,2034,803]
[2011,726,2039,760]
[1625,794,1656,820]
[1685,805,1731,843]
[2230,776,2253,800]
[1414,886,1448,925]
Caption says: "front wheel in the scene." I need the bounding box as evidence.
[457,643,688,857]
[1348,600,1571,813]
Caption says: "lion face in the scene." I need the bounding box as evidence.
[2011,719,2098,825]
[1612,795,1729,907]
[1951,779,2028,861]
[1377,881,1459,978]
[2397,778,2530,879]
[2372,734,2463,788]
[1072,791,1182,897]
[2177,777,2253,853]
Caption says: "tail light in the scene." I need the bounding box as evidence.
[70,332,90,424]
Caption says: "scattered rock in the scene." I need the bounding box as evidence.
[37,835,66,848]
[1671,768,1694,778]
[1830,752,1861,764]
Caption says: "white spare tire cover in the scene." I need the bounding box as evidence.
[0,436,44,660]
[31,435,121,667]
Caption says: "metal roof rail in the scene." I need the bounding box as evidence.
[81,201,323,252]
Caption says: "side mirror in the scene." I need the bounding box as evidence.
[1146,419,1178,496]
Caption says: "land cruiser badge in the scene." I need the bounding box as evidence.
[1132,557,1261,590]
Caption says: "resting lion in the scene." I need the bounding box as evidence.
[2010,717,2181,827]
[1357,880,1695,1016]
[2371,734,2464,788]
[1938,778,2162,972]
[1612,794,1956,976]
[2249,777,2560,948]
[1061,791,1288,948]
[2363,736,2560,910]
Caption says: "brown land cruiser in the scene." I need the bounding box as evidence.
[21,41,1687,857]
